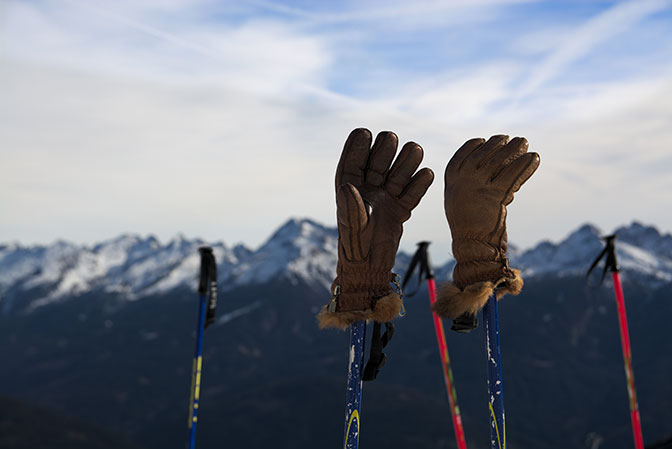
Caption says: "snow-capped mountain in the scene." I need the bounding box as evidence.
[2,219,671,311]
[226,218,337,289]
[516,222,672,283]
[0,218,337,310]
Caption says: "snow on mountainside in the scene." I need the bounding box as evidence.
[515,222,672,283]
[1,219,671,310]
[0,219,337,309]
[227,218,337,289]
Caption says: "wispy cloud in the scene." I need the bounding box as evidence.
[1,0,671,259]
[2,0,331,94]
[250,0,533,27]
[516,0,672,99]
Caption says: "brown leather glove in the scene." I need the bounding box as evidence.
[318,128,434,329]
[433,135,539,320]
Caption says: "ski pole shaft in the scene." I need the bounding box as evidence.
[612,272,644,449]
[344,320,367,449]
[483,295,505,449]
[427,278,468,449]
[187,292,208,449]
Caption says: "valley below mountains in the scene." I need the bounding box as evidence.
[1,219,671,449]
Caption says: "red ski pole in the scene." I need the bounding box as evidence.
[588,235,644,449]
[403,242,468,449]
[612,270,644,449]
[428,276,468,449]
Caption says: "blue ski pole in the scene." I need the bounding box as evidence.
[483,295,505,449]
[344,320,367,449]
[187,247,218,449]
[187,287,207,449]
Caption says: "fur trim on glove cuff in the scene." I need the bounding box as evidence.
[317,293,402,330]
[432,269,523,319]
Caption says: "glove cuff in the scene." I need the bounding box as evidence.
[452,260,512,290]
[432,269,523,319]
[332,269,396,301]
[317,292,402,330]
[451,238,512,289]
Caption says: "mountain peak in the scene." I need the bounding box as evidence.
[567,223,602,241]
[2,219,672,314]
[615,221,672,255]
[266,217,334,245]
[229,217,337,289]
[516,221,672,283]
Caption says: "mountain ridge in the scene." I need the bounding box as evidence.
[2,218,671,313]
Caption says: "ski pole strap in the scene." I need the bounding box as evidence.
[586,234,619,286]
[402,241,434,297]
[198,247,218,328]
[362,321,394,381]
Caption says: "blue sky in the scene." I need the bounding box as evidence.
[1,0,671,261]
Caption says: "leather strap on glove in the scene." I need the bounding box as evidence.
[433,135,539,321]
[318,128,434,329]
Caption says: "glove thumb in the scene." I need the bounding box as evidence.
[336,183,370,261]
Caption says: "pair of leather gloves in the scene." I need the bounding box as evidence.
[318,128,540,330]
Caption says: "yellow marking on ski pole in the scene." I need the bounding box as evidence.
[194,356,203,400]
[489,402,503,449]
[187,358,197,428]
[344,410,359,449]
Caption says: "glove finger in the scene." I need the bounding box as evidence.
[385,141,423,197]
[470,134,509,168]
[365,131,398,186]
[445,137,486,175]
[337,183,369,261]
[482,137,528,173]
[336,128,372,191]
[491,152,540,205]
[398,167,435,211]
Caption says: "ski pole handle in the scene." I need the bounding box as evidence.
[344,320,367,449]
[483,295,505,449]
